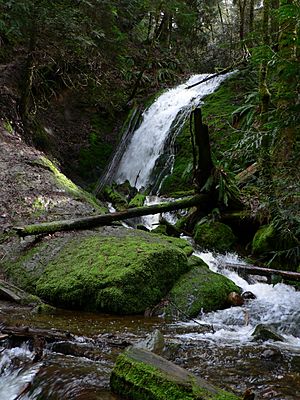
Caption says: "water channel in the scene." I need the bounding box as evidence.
[1,74,300,399]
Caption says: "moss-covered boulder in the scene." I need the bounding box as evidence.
[162,256,240,319]
[193,221,236,252]
[102,185,128,211]
[129,193,146,208]
[4,228,193,314]
[110,346,241,400]
[252,224,276,255]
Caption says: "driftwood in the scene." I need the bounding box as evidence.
[0,325,73,342]
[14,194,208,237]
[225,263,300,282]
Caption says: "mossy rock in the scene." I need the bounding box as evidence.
[252,224,276,255]
[252,324,284,342]
[162,256,240,319]
[4,228,193,314]
[193,221,236,252]
[129,193,146,208]
[103,185,128,211]
[110,346,241,400]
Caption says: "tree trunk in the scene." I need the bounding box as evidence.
[259,0,271,116]
[225,262,300,282]
[192,108,214,191]
[14,194,209,237]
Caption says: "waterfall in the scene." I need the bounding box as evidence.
[113,73,233,191]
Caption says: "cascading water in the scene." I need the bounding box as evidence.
[176,251,300,349]
[113,73,233,191]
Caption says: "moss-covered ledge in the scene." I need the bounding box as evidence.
[110,346,241,400]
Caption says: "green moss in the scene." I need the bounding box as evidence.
[39,156,105,212]
[160,72,251,196]
[111,347,240,400]
[252,224,276,255]
[129,193,146,208]
[160,120,194,195]
[32,232,191,313]
[103,185,128,210]
[163,256,240,318]
[193,221,236,252]
[3,119,14,134]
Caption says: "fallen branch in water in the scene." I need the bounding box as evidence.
[185,59,245,90]
[225,263,300,282]
[13,194,209,237]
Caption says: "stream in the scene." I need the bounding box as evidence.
[1,73,300,399]
[1,253,300,399]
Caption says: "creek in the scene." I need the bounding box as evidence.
[1,74,300,399]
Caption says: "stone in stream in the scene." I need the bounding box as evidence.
[158,256,240,319]
[134,329,165,355]
[110,346,241,400]
[251,324,284,342]
[227,292,244,306]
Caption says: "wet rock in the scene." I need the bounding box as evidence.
[251,324,284,342]
[227,292,244,306]
[261,348,282,361]
[6,227,192,314]
[110,346,240,400]
[242,291,256,300]
[159,256,240,319]
[193,221,236,252]
[134,329,165,355]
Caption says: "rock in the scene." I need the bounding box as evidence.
[128,193,146,208]
[193,221,236,252]
[134,330,165,355]
[242,291,256,300]
[261,348,282,362]
[158,256,240,319]
[227,292,244,306]
[251,324,284,342]
[3,227,193,314]
[110,346,241,400]
[252,224,276,255]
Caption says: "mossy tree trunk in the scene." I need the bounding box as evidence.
[14,194,209,237]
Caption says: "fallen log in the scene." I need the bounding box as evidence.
[13,194,208,237]
[0,325,73,342]
[225,263,300,282]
